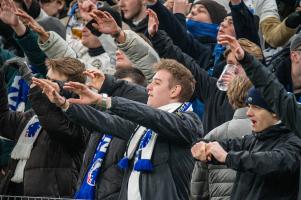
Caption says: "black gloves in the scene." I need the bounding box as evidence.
[3,57,33,85]
[285,11,301,29]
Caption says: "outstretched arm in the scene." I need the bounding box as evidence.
[63,81,202,145]
[219,34,301,137]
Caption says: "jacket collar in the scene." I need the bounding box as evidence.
[254,123,291,140]
[233,107,249,120]
[88,46,105,57]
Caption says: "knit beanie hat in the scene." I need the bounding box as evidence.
[290,33,301,51]
[246,87,273,113]
[98,3,122,27]
[193,0,227,25]
[38,16,66,40]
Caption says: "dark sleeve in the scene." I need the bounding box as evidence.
[100,74,148,103]
[0,71,30,140]
[64,103,137,141]
[29,86,88,151]
[230,1,261,46]
[109,97,203,145]
[217,136,249,152]
[148,1,209,61]
[13,29,47,75]
[174,13,187,29]
[151,30,218,103]
[240,53,301,137]
[225,136,301,175]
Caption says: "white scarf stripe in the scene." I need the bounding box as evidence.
[11,115,41,183]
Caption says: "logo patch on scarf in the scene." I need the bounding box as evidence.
[87,158,102,186]
[26,122,41,137]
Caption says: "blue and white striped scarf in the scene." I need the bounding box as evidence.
[75,134,112,200]
[118,102,192,172]
[8,75,29,112]
[11,115,42,183]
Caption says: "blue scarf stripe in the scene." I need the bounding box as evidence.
[212,44,226,66]
[186,19,219,39]
[75,134,112,199]
[8,76,29,111]
[119,102,192,172]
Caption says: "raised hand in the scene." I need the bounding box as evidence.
[78,0,97,21]
[0,0,19,27]
[218,35,245,60]
[173,0,191,15]
[63,81,101,105]
[146,9,159,37]
[32,77,66,107]
[37,78,61,93]
[3,57,33,84]
[89,10,120,35]
[15,8,49,42]
[83,69,105,91]
[220,70,236,88]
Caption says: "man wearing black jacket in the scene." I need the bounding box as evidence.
[35,58,203,200]
[218,34,301,138]
[0,58,88,197]
[192,87,301,200]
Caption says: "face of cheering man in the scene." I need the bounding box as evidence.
[247,105,279,132]
[186,4,212,23]
[217,16,236,39]
[146,70,181,108]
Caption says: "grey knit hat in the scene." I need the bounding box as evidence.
[37,16,66,40]
[290,33,301,51]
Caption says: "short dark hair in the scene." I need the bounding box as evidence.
[153,59,196,102]
[114,68,147,87]
[45,57,86,83]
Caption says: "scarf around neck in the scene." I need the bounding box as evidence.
[118,102,193,172]
[122,102,193,200]
[186,19,219,39]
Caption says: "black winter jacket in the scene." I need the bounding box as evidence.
[148,0,216,70]
[148,0,259,76]
[0,72,87,197]
[219,123,301,200]
[64,97,204,200]
[151,30,234,134]
[76,75,148,200]
[239,53,301,137]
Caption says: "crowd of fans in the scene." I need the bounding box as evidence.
[0,0,300,199]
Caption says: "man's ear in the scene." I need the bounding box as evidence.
[57,0,66,10]
[291,52,300,63]
[271,113,279,120]
[170,85,182,99]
